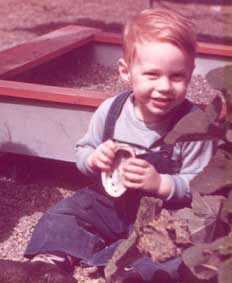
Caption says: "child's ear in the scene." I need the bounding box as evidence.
[117,58,131,83]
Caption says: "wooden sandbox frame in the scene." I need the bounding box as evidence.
[0,25,231,162]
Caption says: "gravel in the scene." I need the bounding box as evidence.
[0,175,74,262]
[12,43,220,106]
[13,61,220,105]
[0,157,102,282]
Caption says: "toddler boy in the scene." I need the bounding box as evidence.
[4,8,214,283]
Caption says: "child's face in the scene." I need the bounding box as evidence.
[118,40,194,122]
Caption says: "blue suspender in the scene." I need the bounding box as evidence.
[102,91,132,142]
[102,90,194,159]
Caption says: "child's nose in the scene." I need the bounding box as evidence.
[156,77,171,92]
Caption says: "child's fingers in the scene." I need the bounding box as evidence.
[125,157,149,167]
[122,162,145,189]
[96,160,112,171]
[105,139,116,149]
[93,140,116,170]
[100,140,116,158]
[123,157,149,173]
[122,175,143,189]
[123,171,144,183]
[94,149,113,167]
[122,158,159,190]
[100,145,115,159]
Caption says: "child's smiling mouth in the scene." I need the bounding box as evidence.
[150,97,174,108]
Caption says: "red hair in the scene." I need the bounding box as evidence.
[122,8,197,65]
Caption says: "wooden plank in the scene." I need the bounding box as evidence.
[0,80,112,107]
[0,96,94,161]
[0,25,101,79]
[197,41,232,57]
[0,27,231,162]
[94,32,122,45]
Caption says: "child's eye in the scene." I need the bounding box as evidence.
[144,72,159,79]
[171,74,185,81]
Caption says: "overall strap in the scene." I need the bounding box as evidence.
[102,90,132,142]
[102,94,194,156]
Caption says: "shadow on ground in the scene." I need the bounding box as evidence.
[0,153,92,242]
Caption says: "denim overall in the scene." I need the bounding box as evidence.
[25,91,193,281]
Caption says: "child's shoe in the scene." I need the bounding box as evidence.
[0,258,77,283]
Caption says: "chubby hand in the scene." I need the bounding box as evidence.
[87,139,116,172]
[121,157,161,193]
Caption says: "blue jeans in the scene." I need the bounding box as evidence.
[25,187,182,281]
